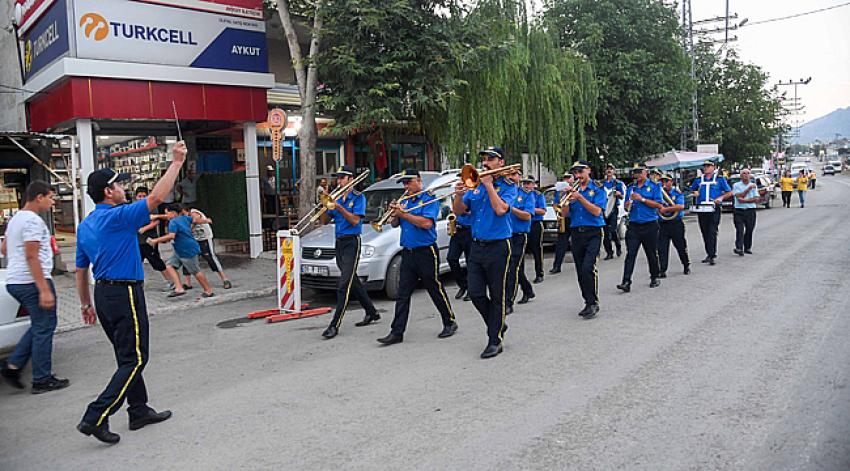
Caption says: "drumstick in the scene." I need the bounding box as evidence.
[172,101,183,141]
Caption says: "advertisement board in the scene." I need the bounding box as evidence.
[20,0,69,82]
[134,0,263,20]
[14,0,57,33]
[74,0,268,73]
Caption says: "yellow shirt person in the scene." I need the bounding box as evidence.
[797,176,809,191]
[780,177,795,192]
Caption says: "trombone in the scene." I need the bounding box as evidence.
[460,163,521,188]
[290,170,371,235]
[371,191,457,232]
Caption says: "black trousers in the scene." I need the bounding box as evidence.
[602,209,621,256]
[82,283,153,427]
[552,219,572,270]
[329,235,377,328]
[138,243,166,272]
[781,191,792,207]
[507,233,533,307]
[390,245,455,335]
[697,208,722,258]
[622,221,661,282]
[467,239,511,346]
[733,208,756,251]
[528,221,544,278]
[446,226,471,290]
[570,227,602,306]
[658,218,690,273]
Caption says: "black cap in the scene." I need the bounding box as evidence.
[606,163,616,170]
[630,164,648,173]
[661,173,674,181]
[650,168,662,175]
[333,165,355,177]
[702,160,716,166]
[478,146,505,160]
[570,160,590,172]
[521,174,536,183]
[86,168,131,201]
[396,168,420,182]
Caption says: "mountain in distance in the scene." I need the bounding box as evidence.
[795,107,850,144]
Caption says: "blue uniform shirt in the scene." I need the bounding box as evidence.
[76,199,152,281]
[625,181,663,223]
[455,211,473,227]
[690,173,732,203]
[462,177,517,240]
[568,182,607,228]
[732,180,758,209]
[664,187,686,220]
[327,191,366,236]
[169,215,201,258]
[531,191,546,221]
[399,192,439,248]
[510,189,535,233]
[601,178,626,208]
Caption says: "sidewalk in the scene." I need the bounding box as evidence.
[53,247,277,332]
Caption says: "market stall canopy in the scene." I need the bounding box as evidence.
[645,151,725,171]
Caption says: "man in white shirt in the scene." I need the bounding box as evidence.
[0,181,70,394]
[732,169,760,256]
[177,169,198,204]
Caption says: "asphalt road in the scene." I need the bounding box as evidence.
[2,176,849,470]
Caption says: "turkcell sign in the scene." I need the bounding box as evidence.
[73,0,267,73]
[20,0,69,82]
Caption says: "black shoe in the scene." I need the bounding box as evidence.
[616,281,631,293]
[32,375,70,394]
[77,421,120,444]
[517,292,534,305]
[604,254,614,260]
[744,249,753,255]
[355,313,380,327]
[533,276,544,284]
[649,278,661,288]
[701,256,711,263]
[549,267,561,274]
[129,410,172,431]
[438,322,458,338]
[506,305,514,315]
[376,333,403,345]
[684,265,691,275]
[454,288,467,300]
[581,304,599,319]
[322,325,338,339]
[709,257,716,266]
[577,305,591,317]
[462,294,470,302]
[616,247,622,257]
[733,248,744,256]
[1,363,24,389]
[480,343,503,359]
[658,272,667,279]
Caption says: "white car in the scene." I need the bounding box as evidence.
[0,269,29,354]
[822,165,836,176]
[827,160,842,173]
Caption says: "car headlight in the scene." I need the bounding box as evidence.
[361,245,376,258]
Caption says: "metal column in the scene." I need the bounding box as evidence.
[244,122,263,258]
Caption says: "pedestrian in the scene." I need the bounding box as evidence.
[779,170,794,208]
[376,169,458,345]
[150,204,215,298]
[0,180,69,394]
[601,163,625,259]
[732,169,759,256]
[452,146,516,359]
[689,161,732,265]
[180,205,232,290]
[177,168,198,204]
[796,170,809,208]
[618,165,664,293]
[549,171,574,274]
[505,173,536,313]
[134,188,175,289]
[656,174,691,277]
[320,166,380,339]
[316,178,329,204]
[74,142,186,444]
[809,169,817,189]
[528,178,546,284]
[561,161,607,318]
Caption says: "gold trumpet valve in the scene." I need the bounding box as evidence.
[325,201,336,211]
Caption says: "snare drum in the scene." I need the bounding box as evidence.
[690,203,716,213]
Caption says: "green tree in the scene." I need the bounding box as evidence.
[544,0,691,166]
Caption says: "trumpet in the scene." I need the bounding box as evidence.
[460,163,521,188]
[290,170,371,235]
[553,181,580,233]
[370,191,408,233]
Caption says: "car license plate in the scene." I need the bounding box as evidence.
[302,265,329,276]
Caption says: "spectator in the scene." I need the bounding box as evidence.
[809,169,817,189]
[796,170,809,208]
[316,178,329,204]
[181,205,232,290]
[177,169,198,204]
[779,170,794,208]
[149,204,214,298]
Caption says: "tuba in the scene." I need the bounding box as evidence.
[658,187,679,221]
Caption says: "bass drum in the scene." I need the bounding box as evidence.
[603,190,617,219]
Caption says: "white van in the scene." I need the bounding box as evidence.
[827,160,843,172]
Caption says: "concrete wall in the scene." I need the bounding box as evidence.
[0,2,27,131]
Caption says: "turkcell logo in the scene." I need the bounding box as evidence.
[79,12,198,45]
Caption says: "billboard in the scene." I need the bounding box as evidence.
[134,0,263,20]
[73,0,268,73]
[14,0,57,33]
[20,0,69,82]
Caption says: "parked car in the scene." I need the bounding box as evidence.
[542,185,625,240]
[299,170,459,300]
[822,164,836,176]
[721,174,775,211]
[827,160,843,172]
[0,269,29,354]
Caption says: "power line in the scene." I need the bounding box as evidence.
[746,1,850,27]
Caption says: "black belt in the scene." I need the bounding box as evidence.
[402,245,434,252]
[336,234,359,240]
[628,220,658,226]
[472,238,507,246]
[455,225,471,231]
[97,279,144,286]
[573,226,602,232]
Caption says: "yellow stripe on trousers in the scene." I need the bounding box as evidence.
[335,237,362,328]
[429,246,455,322]
[498,239,511,342]
[96,286,142,427]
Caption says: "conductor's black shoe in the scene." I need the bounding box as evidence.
[32,375,70,394]
[322,325,338,339]
[683,265,691,275]
[604,253,614,260]
[744,249,753,254]
[733,248,744,256]
[616,281,631,293]
[129,410,172,431]
[454,288,467,300]
[355,314,380,327]
[649,278,661,288]
[549,267,561,274]
[438,322,458,338]
[517,292,534,305]
[480,343,503,359]
[581,304,599,319]
[658,272,667,278]
[1,363,24,389]
[577,305,591,317]
[77,421,120,444]
[709,257,716,266]
[533,276,544,284]
[701,256,711,263]
[463,294,470,302]
[377,334,403,345]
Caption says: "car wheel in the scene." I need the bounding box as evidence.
[384,254,402,300]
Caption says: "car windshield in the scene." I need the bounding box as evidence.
[363,189,405,223]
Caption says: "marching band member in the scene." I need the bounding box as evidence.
[446,208,473,302]
[377,169,457,345]
[549,171,574,274]
[506,173,536,313]
[562,161,607,319]
[732,168,759,256]
[452,147,517,359]
[689,161,732,266]
[657,174,691,277]
[649,168,663,187]
[617,165,663,293]
[528,177,547,284]
[320,166,380,339]
[601,163,625,260]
